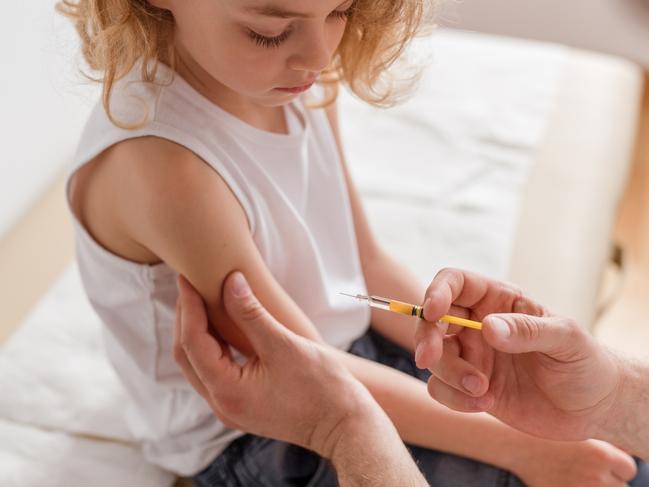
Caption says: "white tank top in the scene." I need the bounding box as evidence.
[65,63,370,475]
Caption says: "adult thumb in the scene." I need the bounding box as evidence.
[222,271,289,357]
[482,313,582,357]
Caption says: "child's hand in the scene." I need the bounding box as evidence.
[513,439,636,487]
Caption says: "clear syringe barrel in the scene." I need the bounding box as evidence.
[368,295,391,311]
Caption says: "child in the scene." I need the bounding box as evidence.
[58,0,637,485]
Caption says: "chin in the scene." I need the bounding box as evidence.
[259,91,301,106]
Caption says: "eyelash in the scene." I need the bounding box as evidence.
[247,7,353,49]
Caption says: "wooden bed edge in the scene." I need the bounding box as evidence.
[594,71,649,350]
[0,171,75,345]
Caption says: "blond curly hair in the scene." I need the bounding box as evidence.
[57,0,436,128]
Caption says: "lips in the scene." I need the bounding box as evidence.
[276,79,317,93]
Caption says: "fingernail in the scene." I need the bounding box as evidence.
[462,375,482,395]
[230,272,250,298]
[488,317,510,339]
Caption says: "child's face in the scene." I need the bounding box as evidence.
[161,0,353,106]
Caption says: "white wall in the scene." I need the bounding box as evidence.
[442,0,649,68]
[0,2,98,239]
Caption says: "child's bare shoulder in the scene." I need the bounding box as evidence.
[69,135,249,266]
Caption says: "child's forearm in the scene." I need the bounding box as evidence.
[331,347,542,475]
[362,249,427,352]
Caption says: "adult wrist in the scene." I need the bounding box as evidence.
[314,396,384,460]
[328,403,428,487]
[597,353,649,459]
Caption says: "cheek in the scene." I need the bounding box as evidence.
[176,17,284,90]
[233,47,282,78]
[320,20,347,59]
[216,45,285,91]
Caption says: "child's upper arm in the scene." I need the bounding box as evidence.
[99,137,323,355]
[324,101,382,267]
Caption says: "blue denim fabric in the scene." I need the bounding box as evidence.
[633,457,649,487]
[193,329,649,487]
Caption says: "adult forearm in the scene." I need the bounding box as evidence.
[599,353,649,460]
[328,405,428,487]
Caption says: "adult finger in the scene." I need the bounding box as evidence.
[604,444,637,482]
[482,313,586,358]
[424,269,544,321]
[221,271,294,359]
[428,338,490,397]
[177,275,239,389]
[423,268,489,321]
[414,319,448,369]
[173,293,210,399]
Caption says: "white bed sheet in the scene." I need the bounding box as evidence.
[0,265,177,486]
[0,265,132,442]
[0,418,174,487]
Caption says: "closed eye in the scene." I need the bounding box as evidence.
[247,3,355,49]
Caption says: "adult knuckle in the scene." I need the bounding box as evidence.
[516,315,541,342]
[506,282,524,299]
[561,317,584,340]
[239,298,266,322]
[436,267,460,283]
[564,317,582,333]
[510,289,533,314]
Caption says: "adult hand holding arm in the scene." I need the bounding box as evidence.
[415,268,649,460]
[174,271,428,487]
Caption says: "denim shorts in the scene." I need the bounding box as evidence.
[193,329,649,487]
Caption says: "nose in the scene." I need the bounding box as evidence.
[287,27,333,73]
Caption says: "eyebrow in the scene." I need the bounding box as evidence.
[245,0,352,19]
